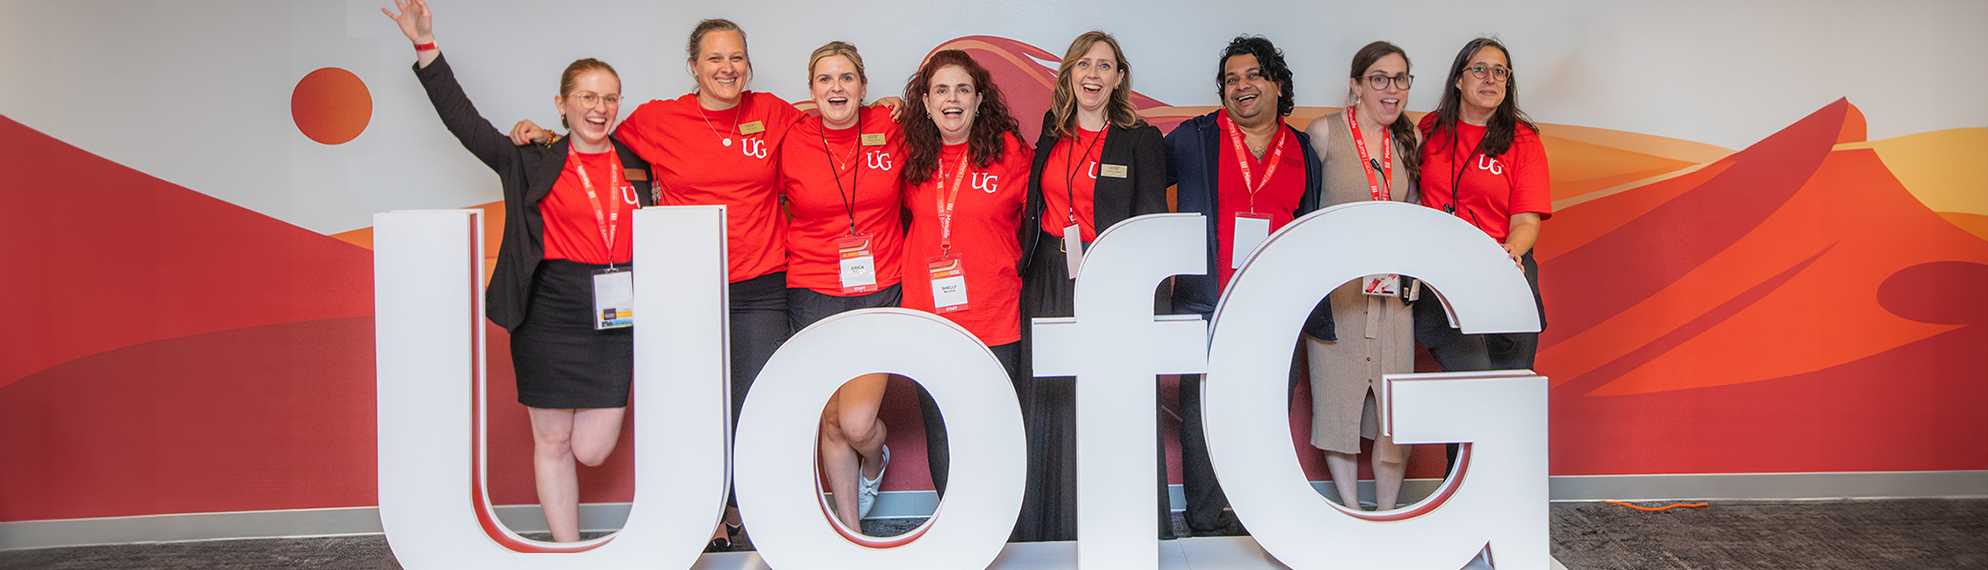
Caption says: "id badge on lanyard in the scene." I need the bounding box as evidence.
[1062,223,1085,278]
[1231,213,1272,269]
[927,255,969,313]
[837,234,878,294]
[1361,273,1401,297]
[592,267,634,330]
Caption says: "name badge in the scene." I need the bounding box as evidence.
[622,168,649,182]
[1099,163,1129,179]
[1062,223,1085,279]
[1362,274,1401,297]
[739,121,766,136]
[1231,213,1272,269]
[592,267,634,330]
[927,255,969,313]
[861,133,887,146]
[837,235,879,294]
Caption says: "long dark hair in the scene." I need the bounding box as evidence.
[1431,37,1536,158]
[1216,36,1295,118]
[1347,41,1419,181]
[899,50,1023,186]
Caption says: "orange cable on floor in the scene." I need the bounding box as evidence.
[1604,500,1709,512]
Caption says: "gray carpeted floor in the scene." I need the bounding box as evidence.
[3,499,1983,569]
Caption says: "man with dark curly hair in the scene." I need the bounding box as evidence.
[1163,35,1327,537]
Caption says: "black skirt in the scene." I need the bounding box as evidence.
[510,260,633,409]
[1015,232,1080,542]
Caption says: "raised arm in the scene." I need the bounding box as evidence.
[384,0,516,171]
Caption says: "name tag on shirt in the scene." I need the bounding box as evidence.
[592,267,634,330]
[1099,163,1128,179]
[1231,213,1271,269]
[861,133,887,146]
[1063,223,1085,278]
[837,235,878,294]
[927,255,969,313]
[739,121,766,136]
[1362,274,1401,297]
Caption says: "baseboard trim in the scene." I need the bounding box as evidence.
[5,470,1983,552]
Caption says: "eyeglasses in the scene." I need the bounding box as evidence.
[1364,73,1414,91]
[569,91,621,108]
[1465,64,1511,83]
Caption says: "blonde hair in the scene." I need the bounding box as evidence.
[805,41,867,85]
[1049,31,1141,137]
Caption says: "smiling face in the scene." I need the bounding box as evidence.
[555,69,622,147]
[1455,45,1509,118]
[810,54,866,129]
[923,64,981,144]
[690,29,750,105]
[1068,40,1123,118]
[1352,52,1409,126]
[1222,53,1279,127]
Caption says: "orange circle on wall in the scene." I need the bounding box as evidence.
[292,67,372,145]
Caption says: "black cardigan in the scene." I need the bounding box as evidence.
[1019,111,1171,272]
[414,53,658,331]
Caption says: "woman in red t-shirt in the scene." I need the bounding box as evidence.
[778,41,906,533]
[385,1,654,544]
[1417,36,1552,372]
[897,49,1033,514]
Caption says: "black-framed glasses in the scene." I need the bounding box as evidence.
[1364,73,1414,91]
[1466,64,1510,83]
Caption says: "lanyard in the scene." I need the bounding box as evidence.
[1062,127,1106,224]
[569,143,629,265]
[1221,112,1288,213]
[819,114,862,235]
[1343,106,1393,202]
[1446,126,1487,219]
[934,150,972,254]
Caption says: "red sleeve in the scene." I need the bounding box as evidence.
[613,100,667,164]
[1006,133,1035,191]
[759,93,804,148]
[1507,125,1552,220]
[1416,112,1438,137]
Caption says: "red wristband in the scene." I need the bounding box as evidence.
[413,41,437,52]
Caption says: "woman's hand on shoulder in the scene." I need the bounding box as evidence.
[510,119,553,146]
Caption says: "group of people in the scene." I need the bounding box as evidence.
[383,0,1550,548]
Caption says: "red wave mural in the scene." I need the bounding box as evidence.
[4,34,1987,524]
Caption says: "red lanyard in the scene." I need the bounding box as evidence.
[933,150,972,254]
[569,143,629,262]
[1221,112,1288,213]
[1343,106,1393,202]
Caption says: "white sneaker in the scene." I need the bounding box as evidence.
[857,446,890,519]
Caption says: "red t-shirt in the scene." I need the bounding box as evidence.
[901,135,1032,346]
[1213,110,1307,291]
[1039,127,1108,241]
[539,149,636,264]
[1415,114,1552,242]
[780,106,906,295]
[615,92,802,282]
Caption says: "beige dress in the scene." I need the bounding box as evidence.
[1306,112,1417,459]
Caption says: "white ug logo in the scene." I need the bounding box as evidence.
[374,203,1549,569]
[866,150,894,171]
[1087,160,1099,180]
[740,137,769,160]
[1476,155,1504,176]
[971,172,1000,193]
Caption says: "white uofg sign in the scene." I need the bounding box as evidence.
[374,203,1547,569]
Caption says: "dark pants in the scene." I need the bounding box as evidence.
[917,341,1021,497]
[727,272,789,509]
[1420,252,1544,469]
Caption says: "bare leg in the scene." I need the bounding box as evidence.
[1322,450,1362,510]
[526,407,581,542]
[570,407,627,467]
[821,373,891,530]
[1372,432,1408,510]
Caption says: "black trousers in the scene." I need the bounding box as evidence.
[727,272,789,509]
[916,341,1020,497]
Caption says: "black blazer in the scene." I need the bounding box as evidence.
[414,53,658,331]
[1019,111,1171,272]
